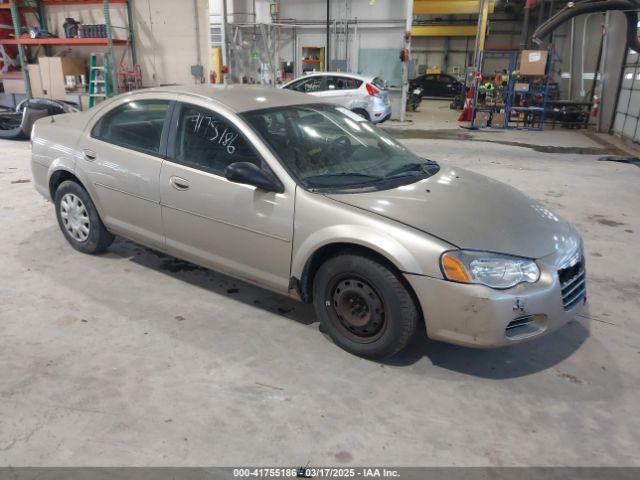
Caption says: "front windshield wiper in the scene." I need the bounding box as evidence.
[384,160,440,179]
[304,172,384,190]
[306,172,383,182]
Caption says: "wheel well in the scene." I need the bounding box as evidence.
[298,243,410,303]
[351,108,370,120]
[49,170,82,199]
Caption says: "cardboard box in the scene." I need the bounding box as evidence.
[28,64,45,98]
[2,78,26,94]
[519,50,548,76]
[515,82,530,92]
[30,56,85,100]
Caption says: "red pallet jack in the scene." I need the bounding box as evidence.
[118,63,142,92]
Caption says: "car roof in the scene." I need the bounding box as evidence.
[129,84,322,113]
[291,71,374,82]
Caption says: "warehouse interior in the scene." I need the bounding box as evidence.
[1,0,640,472]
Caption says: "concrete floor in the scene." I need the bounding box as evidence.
[1,105,640,466]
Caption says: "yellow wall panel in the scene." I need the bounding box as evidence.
[411,25,478,37]
[414,0,495,15]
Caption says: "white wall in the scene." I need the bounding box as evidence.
[210,0,614,100]
[37,0,210,87]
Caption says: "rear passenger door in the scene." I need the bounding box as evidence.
[80,94,176,249]
[318,76,363,107]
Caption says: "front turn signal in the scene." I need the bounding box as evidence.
[441,253,472,283]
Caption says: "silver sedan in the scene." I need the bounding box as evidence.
[31,85,585,357]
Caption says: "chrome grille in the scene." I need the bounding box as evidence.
[558,256,586,311]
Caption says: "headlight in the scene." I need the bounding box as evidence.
[441,250,540,289]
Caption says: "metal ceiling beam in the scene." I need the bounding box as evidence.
[413,0,495,15]
[411,24,477,36]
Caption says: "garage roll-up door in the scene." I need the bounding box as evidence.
[613,50,640,142]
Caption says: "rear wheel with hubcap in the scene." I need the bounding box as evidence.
[54,180,114,254]
[313,254,419,357]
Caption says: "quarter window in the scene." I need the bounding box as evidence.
[91,100,170,154]
[174,104,262,175]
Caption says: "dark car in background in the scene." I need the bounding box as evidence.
[410,73,464,98]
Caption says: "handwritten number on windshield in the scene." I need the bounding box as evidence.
[190,113,239,155]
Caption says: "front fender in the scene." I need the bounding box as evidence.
[291,224,426,279]
[291,191,453,281]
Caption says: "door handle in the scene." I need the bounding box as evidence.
[169,176,190,191]
[83,149,97,161]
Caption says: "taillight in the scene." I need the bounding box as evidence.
[365,83,380,97]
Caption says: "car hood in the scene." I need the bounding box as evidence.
[326,167,580,259]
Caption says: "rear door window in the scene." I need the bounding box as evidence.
[91,100,171,155]
[327,76,362,90]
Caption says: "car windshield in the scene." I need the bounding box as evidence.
[242,104,439,191]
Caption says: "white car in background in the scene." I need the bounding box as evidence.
[282,72,391,123]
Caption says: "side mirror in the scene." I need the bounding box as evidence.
[225,162,283,193]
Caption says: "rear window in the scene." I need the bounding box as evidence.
[371,77,387,90]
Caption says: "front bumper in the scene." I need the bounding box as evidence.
[404,253,586,348]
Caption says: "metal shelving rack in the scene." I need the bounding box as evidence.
[470,49,552,131]
[508,53,553,130]
[0,0,136,100]
[470,50,518,130]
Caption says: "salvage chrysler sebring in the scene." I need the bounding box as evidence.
[30,85,586,357]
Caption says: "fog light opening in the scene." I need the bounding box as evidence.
[505,314,548,339]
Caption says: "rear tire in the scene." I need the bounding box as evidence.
[54,180,114,254]
[352,108,371,121]
[312,254,418,358]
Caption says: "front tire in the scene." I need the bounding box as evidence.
[54,180,114,254]
[312,254,419,358]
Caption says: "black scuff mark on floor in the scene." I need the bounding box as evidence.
[160,258,208,273]
[589,214,626,227]
[598,155,640,168]
[10,179,31,184]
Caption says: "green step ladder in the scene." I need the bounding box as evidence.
[88,53,112,108]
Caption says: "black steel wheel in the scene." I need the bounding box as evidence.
[329,276,386,343]
[313,253,419,357]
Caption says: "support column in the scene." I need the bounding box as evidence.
[473,0,490,66]
[9,0,32,99]
[103,0,119,95]
[326,0,330,71]
[399,0,414,122]
[126,0,137,66]
[221,0,228,82]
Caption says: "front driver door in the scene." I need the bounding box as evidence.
[159,99,295,292]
